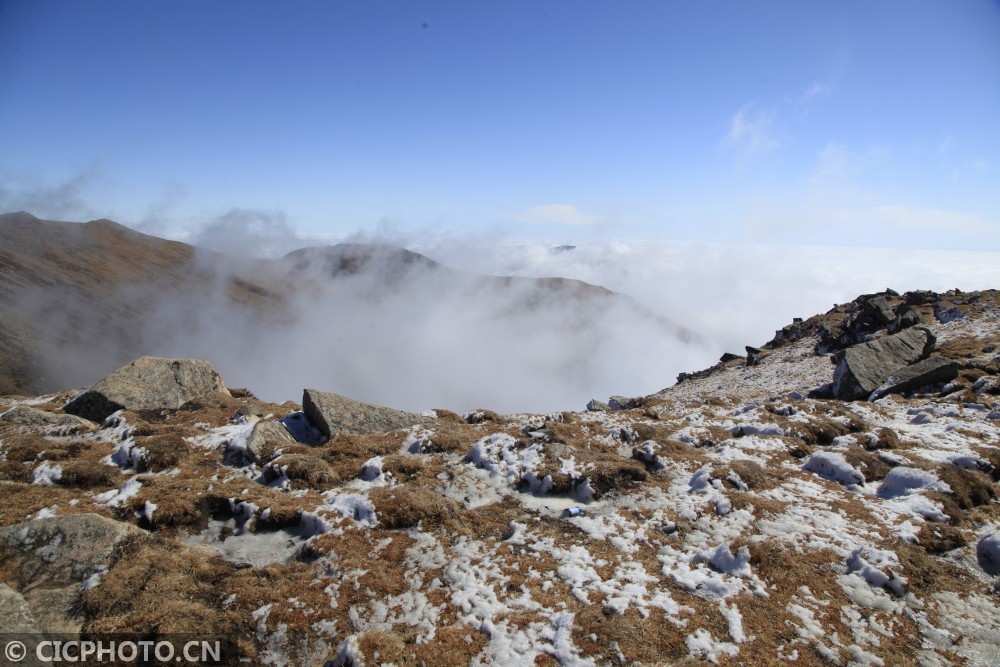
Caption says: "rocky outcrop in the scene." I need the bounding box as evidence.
[62,356,227,422]
[0,513,145,586]
[869,356,960,400]
[0,405,96,434]
[832,327,936,400]
[302,389,433,438]
[0,514,146,636]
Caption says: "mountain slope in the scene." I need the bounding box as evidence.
[0,288,997,664]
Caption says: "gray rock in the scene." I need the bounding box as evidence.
[302,388,433,438]
[63,356,227,422]
[586,399,610,412]
[0,583,38,633]
[832,327,935,400]
[609,395,645,410]
[863,295,895,326]
[719,352,742,363]
[245,420,296,461]
[889,307,923,333]
[869,356,960,400]
[0,405,96,434]
[934,305,967,324]
[234,403,265,420]
[0,513,146,587]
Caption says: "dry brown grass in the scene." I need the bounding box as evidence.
[429,408,466,424]
[369,485,462,530]
[0,461,29,482]
[422,424,482,454]
[976,446,1000,481]
[789,413,862,446]
[267,453,336,489]
[916,523,967,554]
[77,535,236,636]
[938,335,992,360]
[464,409,502,424]
[872,426,902,450]
[726,459,779,490]
[0,481,114,527]
[59,460,119,488]
[937,465,996,510]
[412,624,487,665]
[2,433,87,462]
[843,448,891,482]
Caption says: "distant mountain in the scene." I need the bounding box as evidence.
[0,213,698,409]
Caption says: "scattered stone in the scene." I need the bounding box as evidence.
[832,327,935,400]
[609,395,642,410]
[973,376,1000,396]
[62,356,227,423]
[934,305,967,323]
[302,388,433,438]
[719,352,742,363]
[234,403,265,421]
[869,356,960,400]
[586,399,610,412]
[245,420,297,461]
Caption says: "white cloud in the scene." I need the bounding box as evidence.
[797,82,831,103]
[508,204,608,226]
[724,104,777,153]
[425,239,1000,364]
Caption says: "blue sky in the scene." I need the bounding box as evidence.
[1,0,998,250]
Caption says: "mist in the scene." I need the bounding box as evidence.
[8,210,999,414]
[419,239,1000,360]
[123,245,707,414]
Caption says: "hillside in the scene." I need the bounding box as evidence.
[1,288,998,665]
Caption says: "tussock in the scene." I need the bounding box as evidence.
[937,465,996,510]
[369,485,461,530]
[59,460,119,488]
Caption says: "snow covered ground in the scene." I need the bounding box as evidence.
[1,288,998,665]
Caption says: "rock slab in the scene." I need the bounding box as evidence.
[0,514,144,638]
[302,388,433,438]
[0,513,146,587]
[0,405,96,433]
[63,356,227,422]
[832,327,935,400]
[869,356,960,400]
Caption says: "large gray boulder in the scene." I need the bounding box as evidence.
[869,356,960,400]
[62,356,227,422]
[302,388,433,438]
[832,327,935,400]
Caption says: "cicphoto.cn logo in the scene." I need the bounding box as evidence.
[1,634,238,665]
